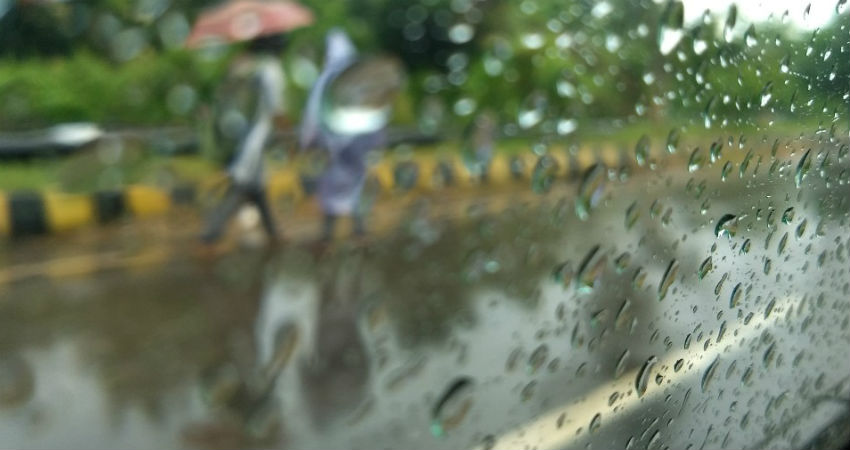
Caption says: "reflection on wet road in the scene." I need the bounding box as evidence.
[0,139,849,449]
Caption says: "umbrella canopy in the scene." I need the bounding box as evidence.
[185,0,313,48]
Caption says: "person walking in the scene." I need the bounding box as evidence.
[186,0,314,244]
[300,29,400,241]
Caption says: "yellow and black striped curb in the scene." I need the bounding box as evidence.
[0,146,640,239]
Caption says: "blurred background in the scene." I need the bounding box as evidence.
[0,0,848,449]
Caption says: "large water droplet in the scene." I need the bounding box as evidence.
[518,91,547,129]
[688,147,705,172]
[697,256,713,279]
[635,356,658,397]
[633,267,647,289]
[701,357,720,392]
[729,283,742,308]
[779,55,790,73]
[760,82,773,107]
[531,154,558,194]
[635,134,650,166]
[324,57,404,135]
[552,261,574,289]
[723,5,737,43]
[743,24,758,47]
[577,245,606,293]
[709,141,724,164]
[614,252,631,273]
[666,129,680,154]
[657,0,685,55]
[615,349,631,378]
[589,413,602,433]
[625,201,641,229]
[431,377,475,436]
[795,148,812,188]
[777,232,789,255]
[721,161,732,182]
[520,380,537,401]
[576,164,607,220]
[527,344,549,375]
[715,214,738,238]
[781,207,795,224]
[658,259,679,301]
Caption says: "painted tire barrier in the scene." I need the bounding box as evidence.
[0,146,630,239]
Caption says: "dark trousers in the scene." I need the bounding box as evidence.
[321,212,365,241]
[201,184,277,243]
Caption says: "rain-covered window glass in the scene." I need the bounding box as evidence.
[0,0,848,449]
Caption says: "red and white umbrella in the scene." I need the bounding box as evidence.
[185,0,314,48]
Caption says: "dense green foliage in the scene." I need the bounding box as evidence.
[0,0,847,132]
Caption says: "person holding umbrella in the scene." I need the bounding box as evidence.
[186,0,314,244]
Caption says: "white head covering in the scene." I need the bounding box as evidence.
[299,29,358,150]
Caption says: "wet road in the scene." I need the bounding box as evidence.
[0,138,849,450]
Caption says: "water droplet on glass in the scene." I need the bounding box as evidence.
[614,252,631,273]
[760,81,773,107]
[531,154,558,194]
[763,258,772,275]
[431,377,475,436]
[553,261,574,289]
[657,0,685,55]
[697,256,713,279]
[666,129,680,154]
[674,359,684,372]
[743,24,757,47]
[765,298,776,319]
[741,239,751,254]
[615,298,633,331]
[527,345,549,375]
[615,349,631,378]
[518,91,547,129]
[576,164,607,220]
[715,214,738,238]
[701,357,720,392]
[635,356,658,397]
[723,5,737,43]
[721,161,732,182]
[658,259,679,301]
[709,141,724,164]
[777,232,789,256]
[781,207,795,224]
[796,219,807,238]
[740,150,754,178]
[577,245,606,293]
[556,412,567,429]
[625,201,641,229]
[324,57,404,134]
[650,199,663,219]
[506,348,523,372]
[635,134,650,166]
[795,148,812,188]
[688,147,705,172]
[589,413,602,433]
[520,380,537,401]
[780,55,790,73]
[633,267,648,289]
[763,343,776,368]
[730,283,742,308]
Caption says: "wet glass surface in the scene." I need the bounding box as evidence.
[2,137,849,449]
[1,0,849,449]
